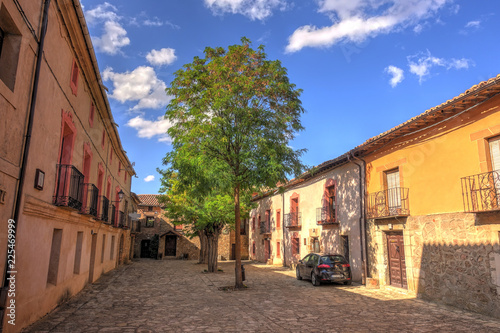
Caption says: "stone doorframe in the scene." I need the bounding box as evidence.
[373,219,416,294]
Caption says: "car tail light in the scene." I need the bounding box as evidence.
[342,264,350,268]
[317,264,330,269]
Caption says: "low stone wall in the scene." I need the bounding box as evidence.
[367,212,500,318]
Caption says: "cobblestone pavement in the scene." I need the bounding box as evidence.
[25,259,500,333]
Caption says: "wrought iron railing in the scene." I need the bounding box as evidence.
[110,204,116,226]
[367,187,410,219]
[260,221,271,234]
[462,170,500,212]
[53,164,84,210]
[284,212,301,228]
[316,207,337,224]
[100,196,110,222]
[81,183,99,217]
[119,211,127,228]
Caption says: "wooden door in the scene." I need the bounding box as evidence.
[88,234,97,283]
[387,233,407,288]
[165,235,177,256]
[264,240,271,262]
[141,240,150,258]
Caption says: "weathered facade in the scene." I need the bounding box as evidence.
[359,75,500,318]
[134,194,200,260]
[250,159,365,282]
[0,0,135,331]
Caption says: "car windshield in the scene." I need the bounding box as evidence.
[320,255,347,264]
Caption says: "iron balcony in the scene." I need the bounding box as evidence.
[260,221,271,234]
[367,187,410,219]
[100,196,110,222]
[316,207,338,225]
[110,204,116,226]
[53,164,84,211]
[284,212,302,228]
[461,170,500,212]
[81,183,99,218]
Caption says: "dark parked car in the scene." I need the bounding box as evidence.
[296,253,352,286]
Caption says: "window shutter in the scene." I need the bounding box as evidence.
[489,137,500,171]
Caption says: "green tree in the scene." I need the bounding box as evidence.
[165,37,305,287]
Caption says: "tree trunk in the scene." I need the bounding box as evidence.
[199,230,208,264]
[234,183,243,288]
[206,228,219,272]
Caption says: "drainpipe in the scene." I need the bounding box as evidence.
[1,0,51,330]
[348,152,368,285]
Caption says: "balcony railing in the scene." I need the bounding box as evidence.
[462,170,500,212]
[100,196,110,222]
[119,211,128,228]
[284,212,302,228]
[367,187,409,219]
[316,207,338,225]
[260,221,271,234]
[110,204,116,226]
[53,164,84,210]
[81,183,99,218]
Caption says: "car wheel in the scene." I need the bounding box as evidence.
[344,280,352,285]
[296,267,302,280]
[311,273,320,286]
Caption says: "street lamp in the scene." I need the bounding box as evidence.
[118,189,124,201]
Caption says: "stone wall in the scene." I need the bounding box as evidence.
[367,212,500,319]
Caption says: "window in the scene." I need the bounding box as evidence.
[73,231,83,274]
[327,185,336,222]
[292,237,300,255]
[148,206,153,212]
[276,210,281,228]
[489,136,500,171]
[385,169,401,213]
[101,235,106,263]
[89,103,95,127]
[47,229,63,285]
[0,6,22,91]
[146,217,154,227]
[265,210,271,231]
[276,241,281,258]
[70,59,79,95]
[252,217,255,231]
[101,129,106,149]
[110,236,115,260]
[252,241,256,256]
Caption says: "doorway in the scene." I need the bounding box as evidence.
[165,235,177,257]
[141,239,151,258]
[386,233,407,288]
[264,239,271,262]
[88,233,97,283]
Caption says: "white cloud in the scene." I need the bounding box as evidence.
[102,66,171,110]
[85,3,130,55]
[146,48,177,67]
[126,116,173,143]
[144,175,155,182]
[143,18,180,29]
[465,20,480,29]
[286,0,453,53]
[384,65,404,88]
[204,0,287,21]
[407,50,472,83]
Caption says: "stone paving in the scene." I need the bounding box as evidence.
[25,259,500,333]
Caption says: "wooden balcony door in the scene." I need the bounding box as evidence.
[386,169,401,214]
[264,240,271,262]
[386,233,407,288]
[489,137,500,206]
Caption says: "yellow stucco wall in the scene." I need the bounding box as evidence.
[365,94,500,216]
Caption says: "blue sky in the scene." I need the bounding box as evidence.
[81,0,500,195]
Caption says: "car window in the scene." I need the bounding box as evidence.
[302,254,311,263]
[309,254,319,265]
[320,255,347,264]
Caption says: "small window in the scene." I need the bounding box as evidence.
[276,241,281,258]
[89,103,95,127]
[252,217,255,231]
[70,59,79,95]
[101,129,106,149]
[276,210,281,228]
[148,206,153,212]
[146,217,154,227]
[0,6,22,91]
[252,241,256,256]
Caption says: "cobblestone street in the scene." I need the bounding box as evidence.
[25,259,500,333]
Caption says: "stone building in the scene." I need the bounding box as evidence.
[250,157,364,283]
[354,75,500,318]
[134,194,200,260]
[0,0,135,331]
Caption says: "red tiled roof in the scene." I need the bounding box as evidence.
[137,194,163,207]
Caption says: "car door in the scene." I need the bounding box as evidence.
[299,254,311,277]
[305,254,317,278]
